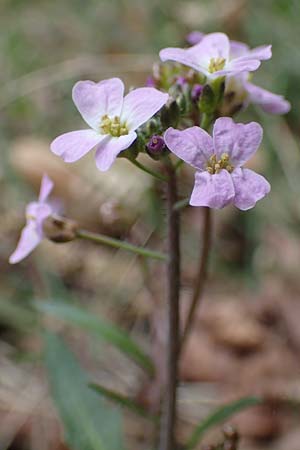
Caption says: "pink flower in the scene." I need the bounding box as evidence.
[9,175,54,264]
[164,117,270,210]
[185,32,290,114]
[160,32,271,80]
[51,78,169,171]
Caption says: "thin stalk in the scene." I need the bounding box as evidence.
[181,207,212,348]
[129,158,169,182]
[159,164,180,450]
[76,229,167,261]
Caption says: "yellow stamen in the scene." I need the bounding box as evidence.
[208,57,226,73]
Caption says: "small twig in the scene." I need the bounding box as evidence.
[181,207,212,348]
[76,229,167,261]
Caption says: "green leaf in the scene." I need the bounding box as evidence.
[37,301,154,376]
[186,397,262,450]
[89,383,158,423]
[44,332,124,450]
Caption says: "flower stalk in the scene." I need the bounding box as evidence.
[76,229,167,261]
[159,163,180,450]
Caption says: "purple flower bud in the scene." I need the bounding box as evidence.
[175,76,187,87]
[147,135,166,155]
[146,76,156,87]
[191,84,203,101]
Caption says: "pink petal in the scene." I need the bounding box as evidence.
[51,130,104,163]
[244,82,291,114]
[190,169,235,209]
[121,88,168,131]
[232,168,270,210]
[95,132,137,171]
[164,127,213,170]
[9,223,42,264]
[225,58,261,75]
[213,117,263,166]
[242,45,272,61]
[230,40,249,58]
[159,47,201,71]
[39,174,54,203]
[72,78,124,130]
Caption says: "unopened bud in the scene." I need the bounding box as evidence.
[146,118,159,135]
[146,135,166,157]
[146,76,157,88]
[43,215,78,243]
[191,84,203,102]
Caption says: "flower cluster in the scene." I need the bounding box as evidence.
[10,31,291,263]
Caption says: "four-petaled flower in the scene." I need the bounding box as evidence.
[160,32,272,80]
[51,78,169,171]
[164,117,270,210]
[186,32,290,114]
[9,175,55,264]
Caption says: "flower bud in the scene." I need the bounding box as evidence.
[43,215,78,243]
[146,118,160,135]
[146,76,157,88]
[191,84,203,102]
[146,135,166,156]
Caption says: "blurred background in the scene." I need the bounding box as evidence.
[0,0,300,449]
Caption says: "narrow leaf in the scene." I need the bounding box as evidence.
[37,301,154,376]
[44,332,124,450]
[89,383,158,422]
[187,397,262,450]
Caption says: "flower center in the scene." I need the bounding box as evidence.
[206,153,234,174]
[99,115,128,137]
[208,57,226,73]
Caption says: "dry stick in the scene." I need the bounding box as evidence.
[181,207,212,348]
[159,165,181,450]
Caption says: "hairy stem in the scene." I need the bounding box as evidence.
[181,207,212,348]
[76,229,167,261]
[159,164,180,450]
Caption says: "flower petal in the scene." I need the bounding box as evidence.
[72,78,124,130]
[121,88,168,131]
[39,174,54,203]
[225,58,261,75]
[230,40,249,58]
[232,168,270,210]
[190,169,235,209]
[164,127,213,170]
[9,223,42,264]
[95,132,137,171]
[240,44,272,61]
[213,117,263,166]
[244,82,291,114]
[51,130,104,163]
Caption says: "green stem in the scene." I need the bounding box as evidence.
[76,229,167,261]
[129,158,168,182]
